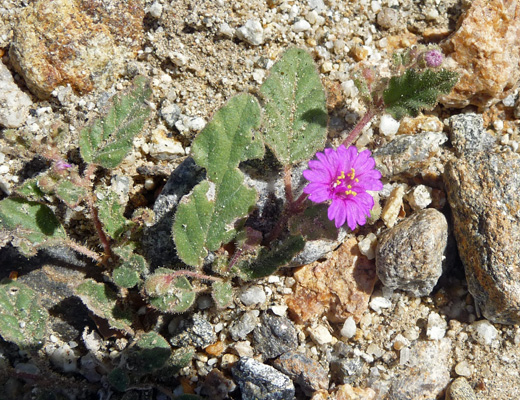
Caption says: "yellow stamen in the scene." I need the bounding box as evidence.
[334,171,346,186]
[345,189,357,196]
[347,168,356,180]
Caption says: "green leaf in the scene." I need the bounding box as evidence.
[0,198,67,256]
[112,252,148,289]
[127,332,171,374]
[259,47,327,164]
[108,368,130,392]
[75,279,134,334]
[211,280,233,308]
[0,279,48,349]
[15,177,46,201]
[144,269,197,313]
[79,76,151,168]
[383,68,459,120]
[173,94,262,267]
[235,235,305,280]
[96,189,132,240]
[55,180,87,207]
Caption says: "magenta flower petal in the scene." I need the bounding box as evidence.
[303,145,383,230]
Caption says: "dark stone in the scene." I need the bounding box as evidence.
[271,351,328,395]
[252,312,298,359]
[232,357,295,400]
[329,356,364,385]
[169,314,216,349]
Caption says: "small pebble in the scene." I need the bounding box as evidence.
[240,286,266,306]
[236,19,264,46]
[340,317,357,339]
[379,114,400,136]
[471,320,498,345]
[427,312,447,340]
[369,295,392,313]
[454,361,472,377]
[293,19,311,32]
[148,2,163,18]
[308,325,333,345]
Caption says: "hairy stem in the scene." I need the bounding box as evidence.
[83,163,112,260]
[64,239,103,263]
[168,270,223,282]
[342,108,377,148]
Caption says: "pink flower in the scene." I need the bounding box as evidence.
[303,145,383,230]
[55,160,72,170]
[423,49,443,68]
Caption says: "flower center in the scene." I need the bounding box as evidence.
[333,168,359,197]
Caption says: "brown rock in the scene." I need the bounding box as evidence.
[286,237,377,323]
[9,0,144,99]
[444,149,520,324]
[376,208,448,297]
[440,0,520,108]
[335,384,377,400]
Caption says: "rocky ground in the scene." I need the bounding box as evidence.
[1,0,520,399]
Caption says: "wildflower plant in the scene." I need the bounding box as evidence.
[0,45,457,392]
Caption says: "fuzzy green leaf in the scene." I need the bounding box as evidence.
[235,235,305,280]
[128,332,171,374]
[112,252,148,289]
[96,190,132,240]
[16,177,45,201]
[260,48,327,164]
[0,198,67,256]
[383,68,459,120]
[0,279,48,349]
[75,279,134,334]
[173,94,262,267]
[79,76,151,168]
[211,280,233,308]
[55,180,87,207]
[144,269,196,313]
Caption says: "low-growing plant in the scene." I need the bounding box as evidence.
[0,46,457,391]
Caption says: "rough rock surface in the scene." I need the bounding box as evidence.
[373,131,448,180]
[9,0,144,99]
[252,312,299,360]
[0,62,33,128]
[271,351,329,395]
[448,113,495,156]
[287,237,377,323]
[376,208,448,297]
[444,149,520,324]
[446,377,478,400]
[388,338,452,400]
[232,357,295,400]
[440,0,520,108]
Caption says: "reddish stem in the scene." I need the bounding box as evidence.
[342,108,377,148]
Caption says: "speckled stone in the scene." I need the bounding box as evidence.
[388,338,452,400]
[232,357,295,400]
[286,237,377,323]
[252,312,298,360]
[9,0,144,99]
[271,351,329,395]
[448,113,495,157]
[376,209,448,297]
[444,150,520,324]
[446,377,477,400]
[373,132,448,180]
[440,0,520,108]
[169,313,216,349]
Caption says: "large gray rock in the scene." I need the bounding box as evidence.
[376,208,448,297]
[252,312,298,360]
[444,148,520,324]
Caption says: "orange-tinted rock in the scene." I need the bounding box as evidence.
[205,341,226,357]
[440,0,520,108]
[286,238,377,324]
[9,0,144,99]
[335,384,377,400]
